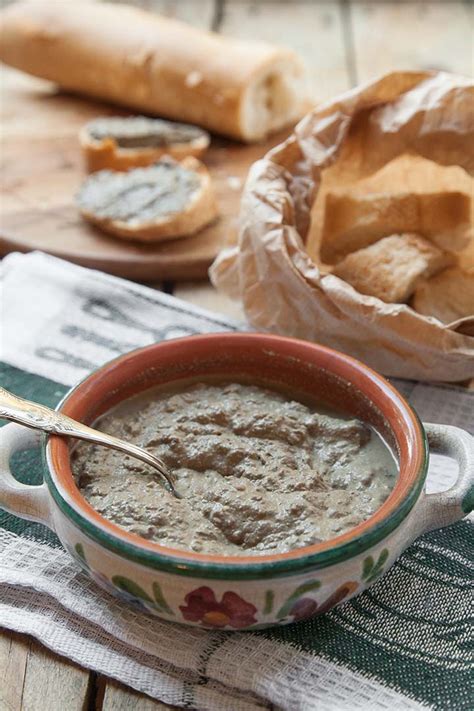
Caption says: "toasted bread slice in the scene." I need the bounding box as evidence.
[333,233,455,303]
[412,268,474,323]
[80,116,210,173]
[76,157,218,243]
[322,191,471,263]
[319,155,473,264]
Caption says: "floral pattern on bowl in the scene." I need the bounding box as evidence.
[67,541,392,628]
[180,586,257,628]
[282,581,359,622]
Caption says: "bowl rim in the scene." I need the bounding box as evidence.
[45,333,428,580]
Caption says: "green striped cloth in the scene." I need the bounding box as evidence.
[1,253,472,710]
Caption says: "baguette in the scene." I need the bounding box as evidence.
[80,116,210,173]
[0,1,308,142]
[333,233,455,303]
[76,157,218,243]
[412,268,474,323]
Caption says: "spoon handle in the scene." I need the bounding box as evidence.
[0,386,89,436]
[0,387,180,498]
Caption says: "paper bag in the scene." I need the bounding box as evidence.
[210,71,474,382]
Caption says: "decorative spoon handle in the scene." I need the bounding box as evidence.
[0,387,180,498]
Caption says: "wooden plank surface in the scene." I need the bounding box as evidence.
[0,631,90,711]
[1,2,472,710]
[350,1,474,82]
[20,642,91,711]
[0,631,29,711]
[219,0,351,100]
[116,0,216,28]
[101,679,179,710]
[173,280,246,320]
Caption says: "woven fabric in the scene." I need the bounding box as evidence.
[1,252,473,710]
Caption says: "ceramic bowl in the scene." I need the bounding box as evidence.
[1,334,473,630]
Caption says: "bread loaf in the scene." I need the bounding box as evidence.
[333,233,455,303]
[0,1,308,142]
[76,157,218,243]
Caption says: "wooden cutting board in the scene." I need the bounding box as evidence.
[0,68,288,282]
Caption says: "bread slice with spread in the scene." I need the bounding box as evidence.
[76,157,218,243]
[80,116,210,173]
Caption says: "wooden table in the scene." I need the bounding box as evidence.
[1,1,472,709]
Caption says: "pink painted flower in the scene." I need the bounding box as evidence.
[289,581,359,621]
[180,586,257,628]
[289,597,319,622]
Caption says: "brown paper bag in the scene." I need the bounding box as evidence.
[210,71,474,382]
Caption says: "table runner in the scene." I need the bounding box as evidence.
[0,252,472,710]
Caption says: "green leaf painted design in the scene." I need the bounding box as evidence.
[112,576,154,603]
[362,555,374,580]
[263,590,274,615]
[287,580,322,601]
[362,548,389,583]
[378,548,389,568]
[73,547,172,613]
[277,580,321,619]
[152,582,174,615]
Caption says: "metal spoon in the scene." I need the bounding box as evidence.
[0,387,181,499]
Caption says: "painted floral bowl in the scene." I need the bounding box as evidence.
[1,334,473,630]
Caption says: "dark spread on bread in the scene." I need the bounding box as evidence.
[72,381,397,556]
[76,162,201,224]
[87,116,207,149]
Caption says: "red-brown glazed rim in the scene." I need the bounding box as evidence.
[45,333,427,578]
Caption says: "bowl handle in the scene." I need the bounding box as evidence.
[416,423,474,535]
[0,422,53,529]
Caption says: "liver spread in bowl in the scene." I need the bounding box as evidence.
[72,381,397,555]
